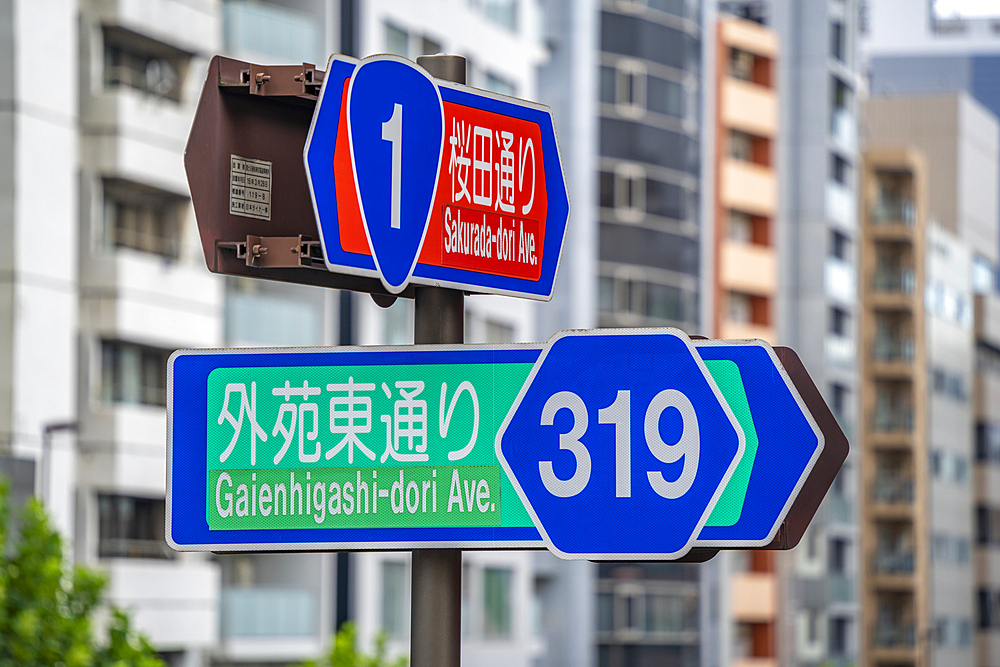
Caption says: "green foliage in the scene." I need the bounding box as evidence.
[0,479,164,667]
[300,621,408,667]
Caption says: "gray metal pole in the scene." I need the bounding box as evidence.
[409,53,466,667]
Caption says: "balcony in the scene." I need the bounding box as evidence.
[873,268,915,294]
[872,477,914,504]
[826,493,853,524]
[871,199,916,226]
[874,621,916,647]
[731,572,776,621]
[721,78,777,138]
[828,574,854,604]
[873,337,915,363]
[220,587,317,638]
[873,408,914,433]
[720,240,776,295]
[872,550,915,575]
[720,158,776,217]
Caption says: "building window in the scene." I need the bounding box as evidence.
[645,594,694,633]
[103,26,188,102]
[469,0,518,31]
[830,154,851,185]
[830,231,850,260]
[385,22,409,57]
[614,163,646,220]
[830,617,849,655]
[98,494,170,559]
[729,130,754,162]
[103,179,184,259]
[728,210,752,243]
[100,340,171,407]
[615,60,646,116]
[728,291,752,323]
[646,76,684,118]
[830,21,844,62]
[829,307,850,336]
[483,567,512,639]
[830,383,848,420]
[729,47,755,82]
[483,72,516,97]
[384,299,414,345]
[829,538,847,573]
[597,592,614,632]
[486,320,514,344]
[382,561,409,639]
[973,255,996,294]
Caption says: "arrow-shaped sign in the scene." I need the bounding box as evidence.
[304,55,570,299]
[167,332,846,558]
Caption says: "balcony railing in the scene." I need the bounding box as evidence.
[826,493,853,524]
[873,338,915,362]
[873,409,914,433]
[874,622,916,647]
[873,550,915,574]
[871,200,915,225]
[828,574,854,603]
[872,477,914,504]
[873,269,915,294]
[98,537,173,560]
[220,587,316,638]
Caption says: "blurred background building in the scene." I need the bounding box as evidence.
[3,0,1000,666]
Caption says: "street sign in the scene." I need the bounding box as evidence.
[496,329,746,560]
[167,344,547,552]
[691,339,824,548]
[167,333,846,557]
[304,55,570,299]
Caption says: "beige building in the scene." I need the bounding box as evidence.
[711,13,780,667]
[713,14,778,344]
[860,93,1000,667]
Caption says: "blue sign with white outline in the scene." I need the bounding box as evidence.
[347,58,443,292]
[496,329,746,560]
[304,54,570,299]
[167,333,830,557]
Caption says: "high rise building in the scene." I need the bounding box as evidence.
[705,12,781,667]
[711,14,778,354]
[763,0,863,664]
[1,0,554,665]
[859,91,1000,667]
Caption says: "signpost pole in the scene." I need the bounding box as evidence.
[409,52,467,667]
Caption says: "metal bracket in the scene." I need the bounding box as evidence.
[217,236,327,269]
[219,63,324,99]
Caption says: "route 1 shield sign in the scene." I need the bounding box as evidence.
[304,54,570,299]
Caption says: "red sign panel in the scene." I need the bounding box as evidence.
[333,85,547,282]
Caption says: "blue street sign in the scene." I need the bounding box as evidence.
[304,54,569,299]
[691,340,824,547]
[496,329,746,561]
[347,57,444,292]
[167,333,835,557]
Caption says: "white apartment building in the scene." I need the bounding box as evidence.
[2,1,550,666]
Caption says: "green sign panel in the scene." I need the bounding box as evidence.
[204,361,535,533]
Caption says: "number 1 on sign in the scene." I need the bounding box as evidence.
[381,103,403,229]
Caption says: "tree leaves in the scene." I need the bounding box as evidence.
[0,480,164,667]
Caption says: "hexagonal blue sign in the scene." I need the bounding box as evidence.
[496,329,745,560]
